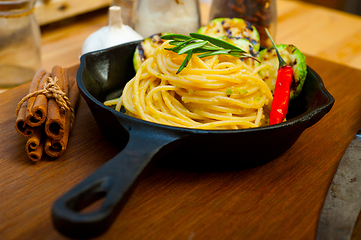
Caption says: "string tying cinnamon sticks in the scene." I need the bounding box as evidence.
[15,66,79,162]
[16,76,75,130]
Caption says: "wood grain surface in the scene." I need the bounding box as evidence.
[34,0,113,26]
[1,55,361,240]
[2,0,361,239]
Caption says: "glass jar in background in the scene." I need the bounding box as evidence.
[209,0,277,47]
[0,0,41,88]
[132,0,201,38]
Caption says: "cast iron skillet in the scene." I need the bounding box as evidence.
[52,40,334,239]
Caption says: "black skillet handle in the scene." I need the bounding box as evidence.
[52,130,180,239]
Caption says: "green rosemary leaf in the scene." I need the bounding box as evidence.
[232,51,260,62]
[166,38,198,52]
[162,33,259,73]
[198,50,233,58]
[178,41,208,55]
[177,49,194,74]
[164,41,184,51]
[161,34,193,41]
[190,33,244,51]
[199,44,224,51]
[168,40,184,46]
[193,49,214,54]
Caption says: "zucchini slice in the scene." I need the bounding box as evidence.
[133,32,171,71]
[259,44,307,99]
[216,36,260,68]
[197,18,261,53]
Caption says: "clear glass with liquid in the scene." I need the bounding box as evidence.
[0,0,41,88]
[131,0,201,38]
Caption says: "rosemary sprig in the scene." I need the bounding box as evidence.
[161,33,259,74]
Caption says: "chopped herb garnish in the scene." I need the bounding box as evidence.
[188,89,195,94]
[161,33,259,74]
[226,89,233,96]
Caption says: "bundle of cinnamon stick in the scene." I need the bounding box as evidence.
[15,66,80,162]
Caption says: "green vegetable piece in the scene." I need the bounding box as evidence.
[197,18,260,53]
[226,89,233,96]
[217,36,258,57]
[259,44,307,100]
[133,32,171,72]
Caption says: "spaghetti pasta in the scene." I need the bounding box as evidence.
[108,41,273,130]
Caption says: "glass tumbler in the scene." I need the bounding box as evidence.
[132,0,201,38]
[0,0,41,88]
[209,0,277,47]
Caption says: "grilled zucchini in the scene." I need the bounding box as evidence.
[218,36,260,68]
[197,18,261,54]
[133,32,171,71]
[259,44,307,99]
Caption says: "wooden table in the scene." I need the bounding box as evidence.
[2,1,361,239]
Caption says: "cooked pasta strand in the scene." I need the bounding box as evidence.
[113,41,273,129]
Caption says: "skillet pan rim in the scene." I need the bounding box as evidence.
[76,41,335,134]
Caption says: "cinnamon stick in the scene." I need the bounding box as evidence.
[25,69,47,127]
[15,100,35,137]
[44,66,69,140]
[15,69,46,137]
[45,77,79,158]
[26,127,45,162]
[27,72,51,127]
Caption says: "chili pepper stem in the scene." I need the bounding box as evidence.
[265,29,287,67]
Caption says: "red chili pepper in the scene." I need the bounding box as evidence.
[269,65,293,125]
[265,29,294,125]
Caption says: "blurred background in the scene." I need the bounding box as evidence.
[33,0,361,29]
[1,0,359,92]
[198,0,361,16]
[11,0,359,86]
[291,0,361,16]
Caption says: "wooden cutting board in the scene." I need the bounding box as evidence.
[1,56,361,240]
